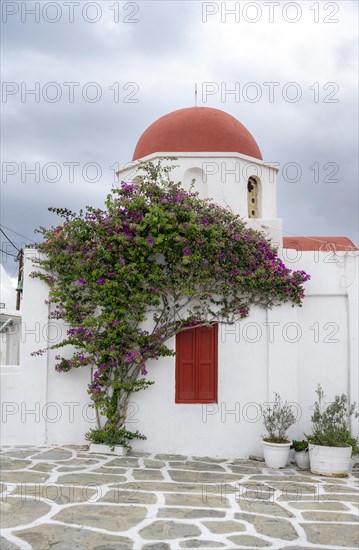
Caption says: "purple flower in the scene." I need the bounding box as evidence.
[231,269,238,276]
[233,235,240,241]
[122,350,138,364]
[201,218,209,224]
[146,237,154,245]
[77,279,86,285]
[98,279,106,285]
[183,248,191,257]
[121,183,134,194]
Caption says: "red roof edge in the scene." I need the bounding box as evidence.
[283,237,358,252]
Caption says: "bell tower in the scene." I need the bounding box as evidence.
[118,106,283,246]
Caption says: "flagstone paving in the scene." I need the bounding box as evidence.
[0,446,358,549]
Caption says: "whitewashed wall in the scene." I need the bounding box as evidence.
[1,153,357,454]
[1,247,357,458]
[130,250,358,457]
[0,250,96,446]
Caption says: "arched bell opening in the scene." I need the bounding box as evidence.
[247,176,260,218]
[183,167,208,198]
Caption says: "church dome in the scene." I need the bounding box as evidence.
[132,107,262,161]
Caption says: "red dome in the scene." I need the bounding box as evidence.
[132,107,262,161]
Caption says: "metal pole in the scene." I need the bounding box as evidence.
[16,249,23,310]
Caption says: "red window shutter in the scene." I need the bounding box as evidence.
[176,324,218,403]
[176,328,196,401]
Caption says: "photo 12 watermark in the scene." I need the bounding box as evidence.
[1,81,140,103]
[200,81,339,104]
[201,2,340,24]
[1,400,140,424]
[1,1,140,24]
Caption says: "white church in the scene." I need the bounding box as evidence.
[1,106,358,458]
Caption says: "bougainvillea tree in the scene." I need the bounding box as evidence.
[32,161,310,447]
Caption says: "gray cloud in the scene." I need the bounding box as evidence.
[1,0,358,275]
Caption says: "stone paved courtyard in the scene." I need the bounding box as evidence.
[0,446,358,550]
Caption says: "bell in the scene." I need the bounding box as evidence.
[16,280,23,292]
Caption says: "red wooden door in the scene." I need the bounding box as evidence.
[176,324,218,403]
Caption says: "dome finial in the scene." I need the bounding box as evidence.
[194,83,198,107]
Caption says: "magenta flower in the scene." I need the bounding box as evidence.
[77,279,86,285]
[98,279,106,285]
[183,248,191,256]
[146,237,154,245]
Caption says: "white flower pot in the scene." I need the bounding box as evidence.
[295,451,310,469]
[309,443,352,477]
[89,443,127,456]
[263,440,291,469]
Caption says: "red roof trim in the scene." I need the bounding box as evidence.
[283,237,358,252]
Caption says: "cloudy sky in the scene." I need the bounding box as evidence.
[1,0,358,277]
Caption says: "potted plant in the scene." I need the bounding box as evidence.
[291,439,310,469]
[307,384,359,477]
[262,393,296,468]
[86,425,146,456]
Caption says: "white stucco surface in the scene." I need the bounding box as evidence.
[1,153,358,457]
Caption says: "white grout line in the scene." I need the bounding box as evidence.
[1,446,358,550]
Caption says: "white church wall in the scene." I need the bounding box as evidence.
[296,295,349,436]
[128,251,358,457]
[1,250,48,444]
[128,308,270,458]
[288,249,359,439]
[1,242,357,454]
[0,250,95,446]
